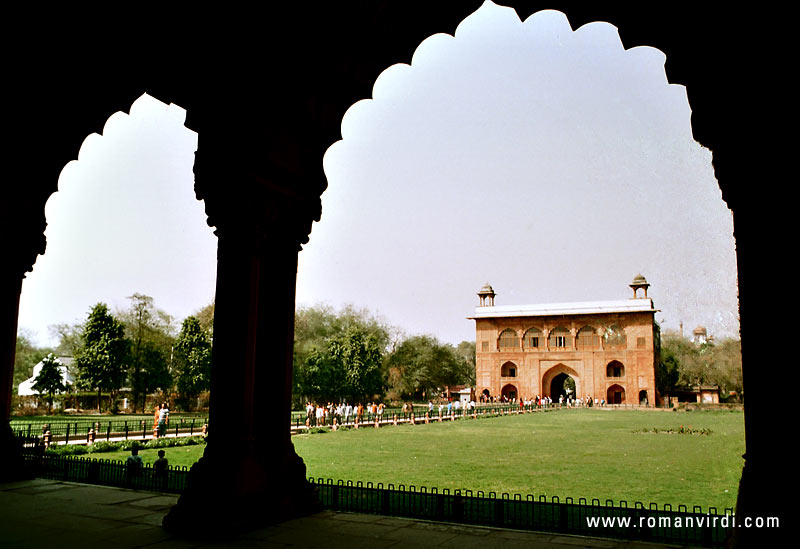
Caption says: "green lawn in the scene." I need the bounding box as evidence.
[90,408,744,512]
[293,408,744,512]
[86,443,206,469]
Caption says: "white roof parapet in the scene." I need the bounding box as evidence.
[468,299,657,319]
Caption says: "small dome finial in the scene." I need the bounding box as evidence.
[630,274,650,299]
[477,283,496,307]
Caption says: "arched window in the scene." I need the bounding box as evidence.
[603,325,627,350]
[501,361,517,377]
[576,326,600,350]
[606,360,625,378]
[501,384,518,401]
[548,327,572,349]
[524,327,542,350]
[498,329,519,350]
[607,384,626,405]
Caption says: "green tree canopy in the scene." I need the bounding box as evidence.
[173,316,212,409]
[385,335,473,401]
[293,304,393,405]
[119,294,175,411]
[660,331,743,401]
[74,303,129,411]
[299,327,384,404]
[32,353,67,413]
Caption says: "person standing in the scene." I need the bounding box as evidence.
[153,404,161,436]
[126,446,143,487]
[153,449,169,491]
[158,402,169,438]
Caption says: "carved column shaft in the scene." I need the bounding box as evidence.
[163,137,323,531]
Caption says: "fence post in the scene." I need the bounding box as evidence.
[65,424,70,444]
[494,497,504,528]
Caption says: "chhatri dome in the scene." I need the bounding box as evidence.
[629,274,650,298]
[477,283,496,307]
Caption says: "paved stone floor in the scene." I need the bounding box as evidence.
[0,479,689,548]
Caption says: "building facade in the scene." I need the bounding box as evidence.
[469,276,659,405]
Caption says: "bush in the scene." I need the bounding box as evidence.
[46,444,89,456]
[45,435,207,456]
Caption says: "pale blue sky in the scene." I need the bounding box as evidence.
[18,2,739,348]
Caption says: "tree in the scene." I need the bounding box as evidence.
[173,316,212,409]
[31,353,67,413]
[385,335,471,401]
[74,303,129,411]
[293,304,393,405]
[329,327,384,403]
[48,322,84,357]
[454,340,477,386]
[656,346,681,397]
[194,300,215,338]
[660,331,743,402]
[705,338,743,401]
[119,294,175,411]
[14,331,52,394]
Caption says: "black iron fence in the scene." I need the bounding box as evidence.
[19,452,734,548]
[22,452,191,493]
[290,402,572,429]
[310,478,735,548]
[11,417,209,445]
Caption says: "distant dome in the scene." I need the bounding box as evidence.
[479,283,495,294]
[631,274,648,286]
[693,326,707,335]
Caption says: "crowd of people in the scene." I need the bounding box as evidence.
[301,394,611,427]
[480,394,608,407]
[304,401,388,427]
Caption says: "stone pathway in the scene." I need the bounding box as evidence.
[0,479,689,548]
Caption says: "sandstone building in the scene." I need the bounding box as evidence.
[469,275,658,405]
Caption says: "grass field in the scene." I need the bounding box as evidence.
[94,408,744,511]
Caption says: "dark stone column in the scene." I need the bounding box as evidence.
[0,275,28,482]
[163,140,323,534]
[0,193,47,482]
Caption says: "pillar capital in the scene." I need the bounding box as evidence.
[193,148,323,252]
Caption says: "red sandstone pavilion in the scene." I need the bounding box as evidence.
[469,275,659,406]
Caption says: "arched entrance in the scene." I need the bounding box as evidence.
[550,373,576,402]
[639,390,649,405]
[607,384,625,404]
[501,383,518,401]
[541,364,580,400]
